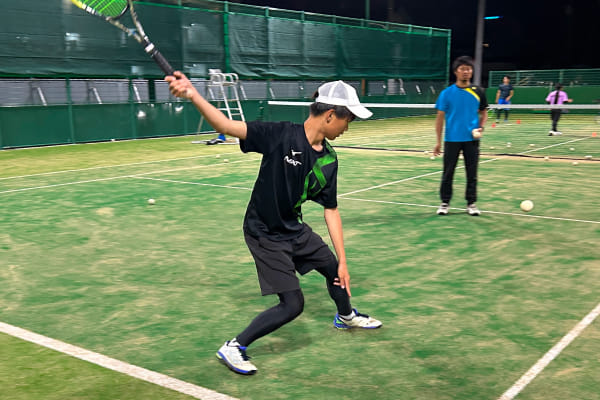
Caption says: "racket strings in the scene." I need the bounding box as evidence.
[75,0,128,18]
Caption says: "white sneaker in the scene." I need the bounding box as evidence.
[216,341,257,375]
[555,131,562,135]
[548,130,555,136]
[333,309,382,329]
[467,203,481,216]
[437,203,449,215]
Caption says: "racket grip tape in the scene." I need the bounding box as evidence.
[150,49,175,76]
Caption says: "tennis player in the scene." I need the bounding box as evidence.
[545,83,573,135]
[166,73,382,375]
[494,75,514,122]
[433,56,488,216]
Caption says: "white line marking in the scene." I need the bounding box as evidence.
[268,101,600,110]
[339,170,442,197]
[0,321,239,400]
[132,176,252,191]
[519,137,589,155]
[0,153,240,181]
[497,302,600,400]
[0,158,258,195]
[341,197,600,225]
[339,157,501,197]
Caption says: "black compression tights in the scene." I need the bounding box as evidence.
[236,266,353,347]
[236,289,305,347]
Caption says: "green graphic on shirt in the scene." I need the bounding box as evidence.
[293,142,337,222]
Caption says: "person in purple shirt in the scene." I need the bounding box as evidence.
[545,83,573,135]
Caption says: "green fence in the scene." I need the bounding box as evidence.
[0,0,450,80]
[489,69,600,87]
[0,75,438,149]
[485,85,600,105]
[0,0,451,149]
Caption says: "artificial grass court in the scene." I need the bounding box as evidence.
[1,124,599,400]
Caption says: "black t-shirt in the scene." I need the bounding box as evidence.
[240,121,338,240]
[498,83,513,99]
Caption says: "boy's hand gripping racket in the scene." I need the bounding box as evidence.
[71,0,175,75]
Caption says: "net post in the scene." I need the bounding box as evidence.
[66,78,76,145]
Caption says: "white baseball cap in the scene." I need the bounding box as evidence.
[315,80,373,119]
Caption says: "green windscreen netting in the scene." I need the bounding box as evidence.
[0,0,450,80]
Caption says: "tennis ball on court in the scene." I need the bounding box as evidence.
[529,144,535,147]
[569,147,575,151]
[472,128,482,139]
[544,156,550,161]
[489,146,495,149]
[223,159,229,163]
[424,150,429,154]
[572,161,579,166]
[585,155,593,159]
[215,154,220,158]
[520,200,534,212]
[429,156,436,160]
[148,198,155,205]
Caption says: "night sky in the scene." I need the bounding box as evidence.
[229,0,600,75]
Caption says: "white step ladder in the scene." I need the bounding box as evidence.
[194,69,245,145]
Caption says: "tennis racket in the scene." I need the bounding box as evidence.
[71,0,175,75]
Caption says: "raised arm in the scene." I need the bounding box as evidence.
[165,71,247,140]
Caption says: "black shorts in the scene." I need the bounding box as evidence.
[244,226,338,296]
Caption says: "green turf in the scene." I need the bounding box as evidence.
[1,129,599,400]
[0,333,198,400]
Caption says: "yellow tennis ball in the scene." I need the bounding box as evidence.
[148,198,155,205]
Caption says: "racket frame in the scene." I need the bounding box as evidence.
[71,0,175,75]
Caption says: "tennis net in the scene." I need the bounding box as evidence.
[267,101,600,161]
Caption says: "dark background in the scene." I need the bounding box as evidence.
[229,0,600,84]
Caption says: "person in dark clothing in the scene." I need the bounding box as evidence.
[494,75,514,122]
[166,73,382,375]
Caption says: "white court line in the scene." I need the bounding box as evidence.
[0,321,239,400]
[498,302,600,400]
[339,170,443,197]
[0,158,257,195]
[340,134,432,148]
[341,197,600,225]
[129,176,600,224]
[339,157,501,197]
[132,176,252,191]
[519,136,589,155]
[338,134,593,198]
[0,152,241,181]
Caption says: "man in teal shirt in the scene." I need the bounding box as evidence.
[433,56,488,216]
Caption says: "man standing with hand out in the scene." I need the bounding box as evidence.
[433,56,488,216]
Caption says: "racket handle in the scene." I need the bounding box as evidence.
[150,49,175,76]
